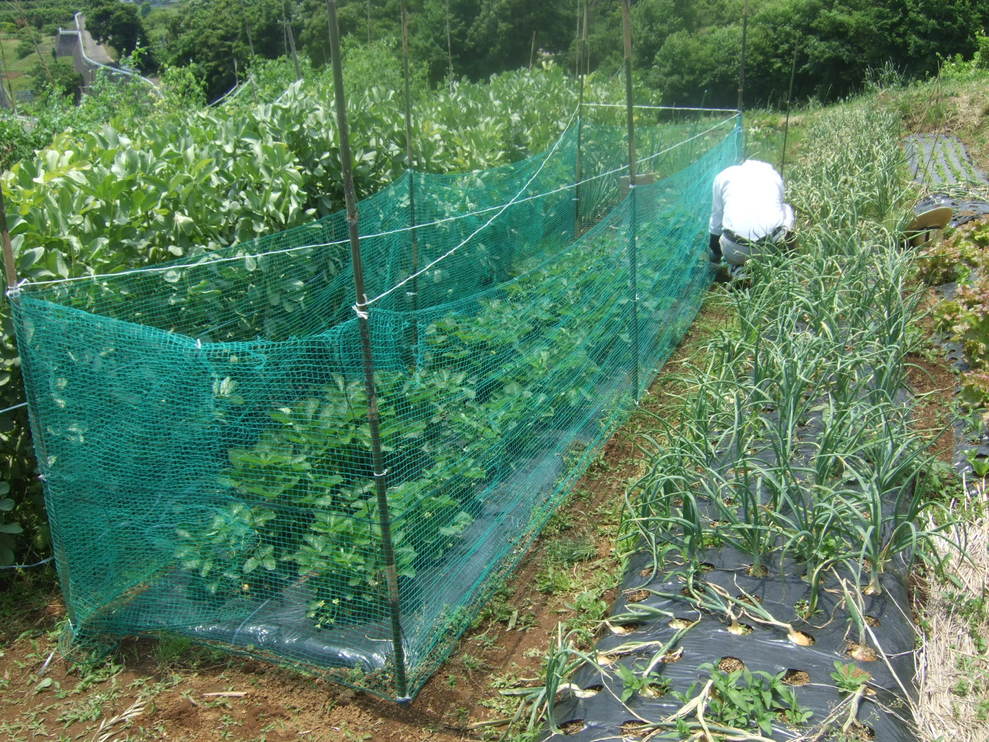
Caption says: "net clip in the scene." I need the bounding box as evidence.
[4,279,27,299]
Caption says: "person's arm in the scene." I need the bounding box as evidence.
[708,172,725,262]
[709,172,725,236]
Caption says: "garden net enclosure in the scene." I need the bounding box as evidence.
[11,112,740,699]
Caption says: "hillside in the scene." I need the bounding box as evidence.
[0,59,987,740]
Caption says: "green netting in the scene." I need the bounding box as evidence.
[11,112,741,699]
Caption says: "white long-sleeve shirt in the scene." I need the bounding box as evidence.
[709,160,795,242]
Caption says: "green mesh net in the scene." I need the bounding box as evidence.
[11,113,741,699]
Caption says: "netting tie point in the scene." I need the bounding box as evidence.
[353,304,369,320]
[5,279,27,299]
[395,696,413,705]
[195,338,203,349]
[372,468,390,479]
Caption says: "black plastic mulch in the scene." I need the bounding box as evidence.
[544,403,919,740]
[903,133,989,227]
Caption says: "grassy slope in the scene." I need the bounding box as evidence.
[0,34,56,98]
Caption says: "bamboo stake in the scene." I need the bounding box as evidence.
[573,0,587,234]
[780,42,798,178]
[400,0,420,342]
[445,0,453,84]
[325,0,409,702]
[737,0,749,112]
[284,0,302,81]
[1,183,17,291]
[241,0,255,57]
[622,0,640,397]
[0,34,17,113]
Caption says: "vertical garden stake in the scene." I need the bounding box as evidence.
[1,184,16,291]
[737,0,749,112]
[284,0,302,81]
[573,0,588,234]
[401,0,420,327]
[445,0,454,84]
[780,43,798,179]
[325,0,409,701]
[622,0,640,397]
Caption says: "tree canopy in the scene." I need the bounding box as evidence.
[133,0,989,105]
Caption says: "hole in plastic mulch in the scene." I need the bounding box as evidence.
[717,656,745,673]
[845,642,878,661]
[727,620,754,635]
[619,720,649,739]
[625,589,650,603]
[782,669,811,685]
[788,628,815,646]
[559,719,586,735]
[610,622,642,635]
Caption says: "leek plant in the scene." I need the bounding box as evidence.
[622,101,961,650]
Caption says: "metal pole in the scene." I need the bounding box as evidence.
[401,0,420,336]
[1,184,16,291]
[325,0,409,701]
[622,0,640,397]
[780,43,798,178]
[737,0,749,112]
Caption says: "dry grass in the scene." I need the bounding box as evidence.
[914,476,989,742]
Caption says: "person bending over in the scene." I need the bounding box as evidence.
[708,159,795,279]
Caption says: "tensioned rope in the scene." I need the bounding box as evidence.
[361,110,737,310]
[585,102,739,113]
[14,112,737,293]
[356,104,580,313]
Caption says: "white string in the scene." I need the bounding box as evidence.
[584,102,740,113]
[0,556,53,570]
[357,105,581,309]
[19,112,737,291]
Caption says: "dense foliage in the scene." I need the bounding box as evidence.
[85,0,155,70]
[1,53,640,566]
[135,0,989,107]
[918,223,989,418]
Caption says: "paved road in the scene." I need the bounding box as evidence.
[75,13,114,65]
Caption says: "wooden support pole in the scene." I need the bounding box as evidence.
[621,0,640,397]
[325,0,409,702]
